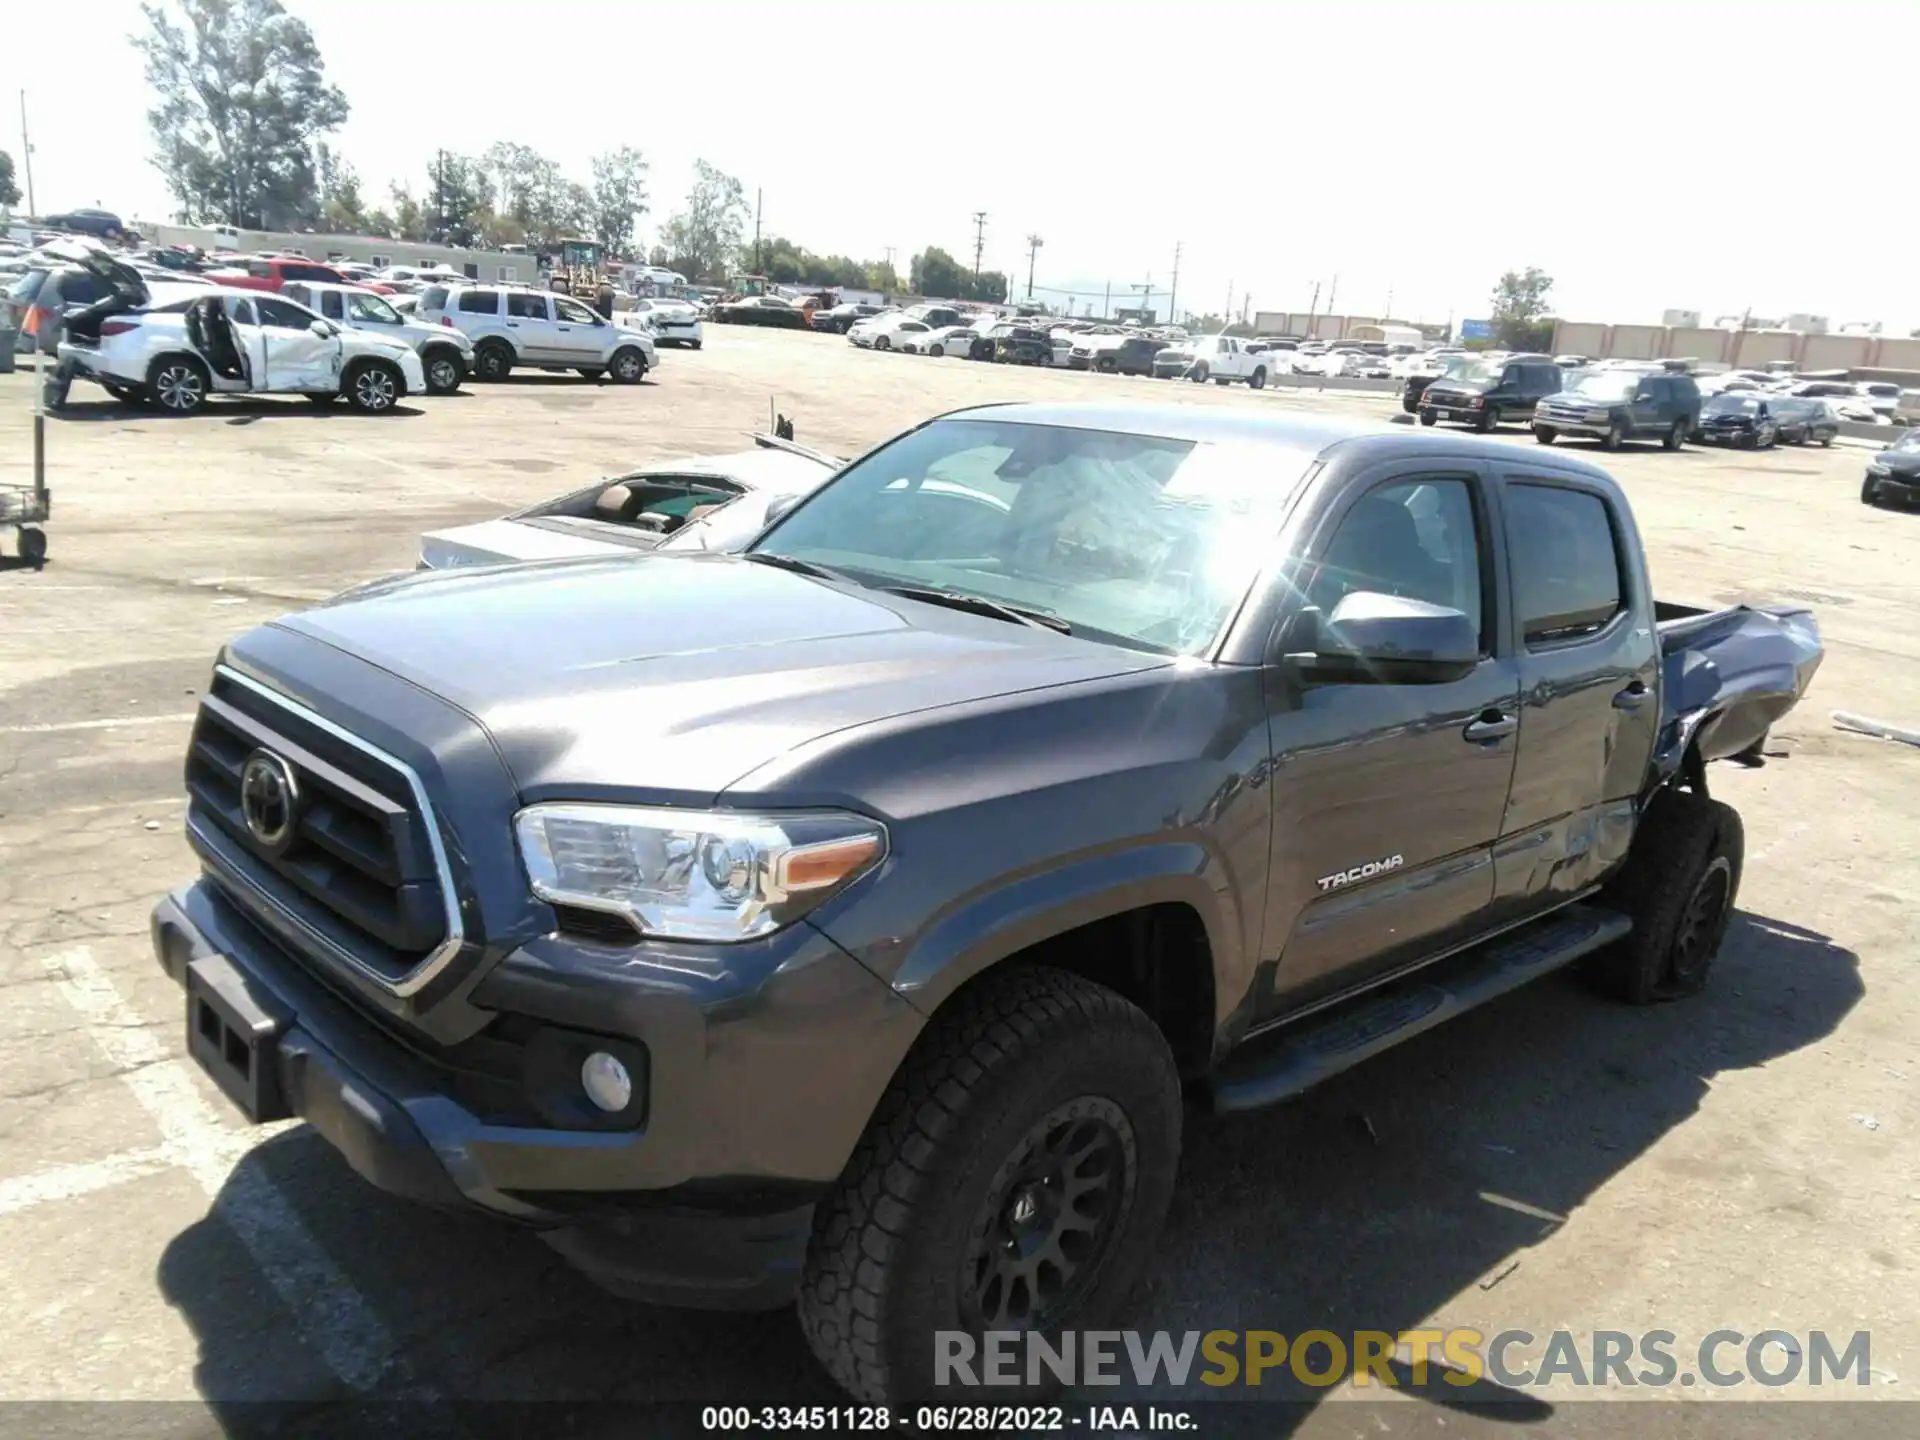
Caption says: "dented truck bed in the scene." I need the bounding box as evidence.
[1652,600,1824,781]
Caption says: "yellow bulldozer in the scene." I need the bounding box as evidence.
[547,238,616,315]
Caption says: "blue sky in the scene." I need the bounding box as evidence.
[5,0,1914,329]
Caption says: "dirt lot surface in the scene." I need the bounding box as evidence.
[0,330,1914,1435]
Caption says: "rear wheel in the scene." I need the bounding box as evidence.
[1533,425,1557,445]
[1188,363,1208,384]
[796,967,1181,1404]
[17,526,47,567]
[146,356,210,416]
[1584,790,1742,1004]
[1249,367,1267,390]
[473,340,513,381]
[1418,410,1437,426]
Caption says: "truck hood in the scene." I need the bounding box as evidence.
[273,553,1170,802]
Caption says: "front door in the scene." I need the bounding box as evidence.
[253,295,340,391]
[1261,466,1521,1016]
[504,290,557,361]
[1485,472,1659,924]
[550,294,606,361]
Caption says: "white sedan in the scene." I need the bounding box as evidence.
[904,324,980,358]
[417,436,839,569]
[852,316,931,352]
[624,295,704,349]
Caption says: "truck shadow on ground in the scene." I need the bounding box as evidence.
[156,909,1860,1435]
[49,397,424,423]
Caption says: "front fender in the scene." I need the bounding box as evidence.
[867,841,1242,1024]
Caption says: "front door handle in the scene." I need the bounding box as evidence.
[1463,711,1517,743]
[1613,682,1651,710]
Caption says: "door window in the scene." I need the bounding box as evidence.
[553,296,598,324]
[506,292,549,320]
[457,289,500,314]
[225,297,257,325]
[1308,478,1487,646]
[254,297,313,330]
[1504,484,1624,645]
[318,291,345,322]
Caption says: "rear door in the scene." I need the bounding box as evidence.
[1261,461,1521,1014]
[504,290,557,360]
[219,296,266,388]
[1486,470,1658,923]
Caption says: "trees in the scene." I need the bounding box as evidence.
[1491,266,1555,352]
[387,184,426,242]
[661,160,748,282]
[910,247,967,300]
[134,0,348,229]
[0,151,19,210]
[316,143,365,233]
[589,147,650,258]
[426,152,492,247]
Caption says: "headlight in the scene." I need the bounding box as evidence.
[1584,409,1609,422]
[514,803,887,943]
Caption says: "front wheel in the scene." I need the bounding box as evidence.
[609,347,646,383]
[1600,421,1624,451]
[1533,425,1557,445]
[1475,407,1497,433]
[343,361,401,414]
[423,349,465,395]
[1583,790,1742,1004]
[928,344,945,358]
[797,967,1181,1404]
[1861,475,1881,506]
[873,335,890,351]
[1663,420,1686,451]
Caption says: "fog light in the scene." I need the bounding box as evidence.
[580,1051,632,1112]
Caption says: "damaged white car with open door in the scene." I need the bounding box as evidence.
[416,434,840,569]
[56,285,425,416]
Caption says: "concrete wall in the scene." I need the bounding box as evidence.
[1552,320,1608,356]
[1608,324,1663,360]
[1874,337,1920,372]
[1727,330,1798,367]
[1800,334,1874,372]
[1664,327,1728,364]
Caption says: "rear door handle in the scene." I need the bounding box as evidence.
[1463,712,1517,743]
[1613,683,1651,710]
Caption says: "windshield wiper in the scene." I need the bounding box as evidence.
[880,584,1071,634]
[742,551,855,583]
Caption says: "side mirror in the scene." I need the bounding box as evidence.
[762,493,804,527]
[1283,592,1480,685]
[310,320,335,338]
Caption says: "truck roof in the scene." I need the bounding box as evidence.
[942,401,1621,482]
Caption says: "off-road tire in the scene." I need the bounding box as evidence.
[1583,790,1743,1004]
[797,966,1182,1405]
[473,340,514,381]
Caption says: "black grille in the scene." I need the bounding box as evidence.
[186,673,449,985]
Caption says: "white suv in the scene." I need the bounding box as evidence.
[418,284,657,383]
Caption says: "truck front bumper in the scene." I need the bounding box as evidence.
[152,876,923,1309]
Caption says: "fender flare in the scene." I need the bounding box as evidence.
[883,842,1243,1024]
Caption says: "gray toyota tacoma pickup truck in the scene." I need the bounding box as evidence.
[151,402,1823,1402]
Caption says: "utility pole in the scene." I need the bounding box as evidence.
[752,188,763,275]
[1103,280,1111,319]
[1306,280,1321,337]
[1225,280,1233,328]
[1385,284,1394,319]
[1025,234,1043,299]
[1168,241,1181,325]
[19,90,36,217]
[1326,273,1339,320]
[971,211,988,281]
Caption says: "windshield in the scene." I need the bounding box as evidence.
[1449,359,1505,385]
[1706,396,1760,414]
[345,292,402,325]
[750,418,1314,656]
[1568,373,1637,399]
[1893,430,1920,453]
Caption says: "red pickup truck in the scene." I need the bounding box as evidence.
[203,257,396,295]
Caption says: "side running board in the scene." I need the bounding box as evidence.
[1210,904,1632,1114]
